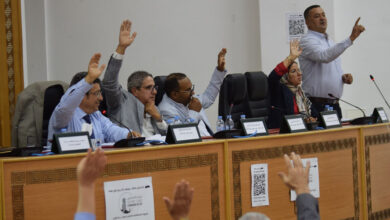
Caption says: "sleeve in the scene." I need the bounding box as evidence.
[155,119,168,131]
[199,68,227,109]
[300,36,352,63]
[74,212,96,220]
[51,79,92,129]
[189,110,203,122]
[101,55,124,111]
[99,112,129,142]
[268,62,286,87]
[296,193,320,220]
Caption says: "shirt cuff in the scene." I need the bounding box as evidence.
[74,212,96,220]
[112,52,124,60]
[274,61,288,76]
[156,120,168,131]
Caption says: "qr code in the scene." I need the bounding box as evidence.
[253,173,266,196]
[289,19,305,35]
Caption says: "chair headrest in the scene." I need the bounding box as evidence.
[154,75,167,106]
[245,71,268,100]
[226,73,247,104]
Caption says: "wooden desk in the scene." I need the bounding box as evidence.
[1,140,226,220]
[226,127,363,220]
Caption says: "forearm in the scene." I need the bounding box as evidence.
[101,55,124,110]
[201,68,227,109]
[301,37,352,63]
[296,193,320,220]
[77,184,96,214]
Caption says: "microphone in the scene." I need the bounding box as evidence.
[328,93,366,117]
[328,93,373,125]
[369,74,390,110]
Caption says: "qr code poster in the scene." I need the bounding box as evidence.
[286,12,307,42]
[251,163,269,207]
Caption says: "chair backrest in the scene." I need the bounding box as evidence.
[154,75,167,106]
[218,73,248,123]
[245,71,270,118]
[41,84,66,146]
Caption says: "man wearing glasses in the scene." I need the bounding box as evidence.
[158,48,227,136]
[102,20,167,137]
[47,54,134,146]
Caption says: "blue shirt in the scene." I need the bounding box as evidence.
[299,30,352,98]
[47,79,129,146]
[74,212,95,220]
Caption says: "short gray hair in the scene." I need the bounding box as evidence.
[127,71,153,93]
[239,212,270,220]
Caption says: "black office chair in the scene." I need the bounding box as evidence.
[218,73,248,124]
[245,71,270,118]
[154,75,167,106]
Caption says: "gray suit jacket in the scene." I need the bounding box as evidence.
[296,193,320,220]
[101,56,165,135]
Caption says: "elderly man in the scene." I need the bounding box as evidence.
[47,53,134,146]
[158,49,227,136]
[102,20,167,137]
[299,5,365,118]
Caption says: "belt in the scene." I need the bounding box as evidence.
[309,97,339,105]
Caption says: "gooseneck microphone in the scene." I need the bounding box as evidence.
[369,75,390,110]
[328,93,366,117]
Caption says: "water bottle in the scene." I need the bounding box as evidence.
[216,116,225,132]
[186,118,195,124]
[173,116,181,125]
[60,128,67,133]
[324,105,330,111]
[225,115,235,130]
[240,114,246,120]
[166,118,174,126]
[329,106,334,111]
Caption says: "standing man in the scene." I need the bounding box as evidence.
[299,5,365,118]
[158,49,227,136]
[102,20,167,137]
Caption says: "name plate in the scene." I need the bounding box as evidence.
[240,117,268,136]
[280,115,307,133]
[52,131,92,154]
[165,123,202,144]
[373,107,389,123]
[320,110,341,128]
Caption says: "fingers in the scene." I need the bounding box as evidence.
[163,197,172,211]
[283,154,292,169]
[305,160,311,177]
[99,64,106,73]
[89,53,101,66]
[218,48,227,57]
[277,172,288,183]
[354,17,361,26]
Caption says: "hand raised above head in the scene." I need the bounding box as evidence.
[85,53,106,84]
[217,48,227,72]
[350,17,365,42]
[289,39,302,60]
[77,148,107,187]
[116,19,137,55]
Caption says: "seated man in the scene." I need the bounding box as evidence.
[102,20,167,137]
[47,53,135,146]
[158,48,227,136]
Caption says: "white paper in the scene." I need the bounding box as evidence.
[251,164,269,207]
[197,120,211,136]
[104,177,155,220]
[58,135,90,151]
[323,114,340,126]
[286,12,306,42]
[290,158,320,201]
[243,121,266,134]
[145,134,165,142]
[173,126,200,141]
[379,110,388,121]
[81,123,93,136]
[287,118,306,130]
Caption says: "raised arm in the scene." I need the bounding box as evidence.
[269,40,301,83]
[163,180,194,220]
[102,20,137,111]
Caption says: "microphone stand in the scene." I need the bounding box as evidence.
[370,75,390,110]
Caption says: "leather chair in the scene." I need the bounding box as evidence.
[245,71,269,118]
[154,75,167,106]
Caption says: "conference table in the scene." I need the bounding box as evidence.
[1,123,389,220]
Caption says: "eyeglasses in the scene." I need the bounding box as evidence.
[141,85,158,92]
[176,85,195,94]
[88,90,102,97]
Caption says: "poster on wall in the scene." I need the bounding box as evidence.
[286,12,307,42]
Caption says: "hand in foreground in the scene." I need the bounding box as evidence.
[278,152,310,195]
[163,180,194,220]
[77,148,107,187]
[342,73,353,84]
[217,48,227,72]
[116,19,137,55]
[289,39,302,60]
[350,17,365,42]
[188,97,202,112]
[85,53,106,84]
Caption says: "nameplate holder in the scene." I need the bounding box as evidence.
[165,123,202,144]
[372,107,389,123]
[240,117,268,136]
[319,110,341,129]
[280,115,307,133]
[52,131,92,154]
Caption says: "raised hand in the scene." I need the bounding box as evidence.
[163,180,194,220]
[116,19,137,55]
[85,53,106,84]
[350,17,365,42]
[77,148,107,187]
[217,48,227,72]
[289,39,302,60]
[278,152,311,195]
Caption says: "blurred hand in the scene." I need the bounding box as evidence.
[278,152,310,195]
[163,180,194,220]
[77,148,107,187]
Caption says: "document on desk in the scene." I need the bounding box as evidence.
[251,163,269,207]
[104,176,155,220]
[290,157,320,201]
